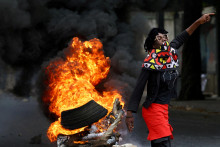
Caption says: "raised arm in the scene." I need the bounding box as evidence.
[169,30,189,49]
[186,13,215,35]
[169,13,215,49]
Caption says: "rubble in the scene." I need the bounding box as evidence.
[57,98,124,147]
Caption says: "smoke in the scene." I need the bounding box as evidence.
[0,0,31,30]
[0,0,152,100]
[103,12,151,101]
[47,8,118,41]
[0,0,156,146]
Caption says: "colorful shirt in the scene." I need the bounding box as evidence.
[142,41,179,71]
[127,31,190,113]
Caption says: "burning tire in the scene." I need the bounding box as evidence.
[61,100,108,130]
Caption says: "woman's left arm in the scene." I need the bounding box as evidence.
[186,13,215,35]
[169,30,190,49]
[169,13,215,49]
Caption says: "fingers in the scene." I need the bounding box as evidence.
[205,13,215,20]
[126,122,134,132]
[201,13,214,24]
[206,15,210,22]
[207,13,215,16]
[125,118,134,132]
[129,126,134,132]
[129,121,134,132]
[128,124,134,132]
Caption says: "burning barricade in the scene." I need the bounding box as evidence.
[57,98,123,146]
[41,37,125,146]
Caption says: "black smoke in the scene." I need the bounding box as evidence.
[0,0,153,101]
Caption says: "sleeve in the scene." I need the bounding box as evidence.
[127,68,150,113]
[169,30,190,49]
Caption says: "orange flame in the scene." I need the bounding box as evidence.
[43,37,123,142]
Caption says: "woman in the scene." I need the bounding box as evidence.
[125,13,214,147]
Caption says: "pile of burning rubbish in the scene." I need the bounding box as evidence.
[42,37,129,147]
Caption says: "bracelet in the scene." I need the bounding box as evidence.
[126,116,133,118]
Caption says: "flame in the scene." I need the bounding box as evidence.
[73,141,88,144]
[43,37,123,142]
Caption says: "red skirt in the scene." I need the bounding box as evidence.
[142,103,173,141]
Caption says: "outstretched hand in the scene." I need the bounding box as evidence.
[186,13,215,35]
[198,13,215,24]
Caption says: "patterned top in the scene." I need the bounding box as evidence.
[142,41,178,71]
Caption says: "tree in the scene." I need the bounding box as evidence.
[179,0,204,100]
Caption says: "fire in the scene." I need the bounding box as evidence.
[43,37,123,142]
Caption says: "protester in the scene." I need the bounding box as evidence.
[125,13,215,147]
